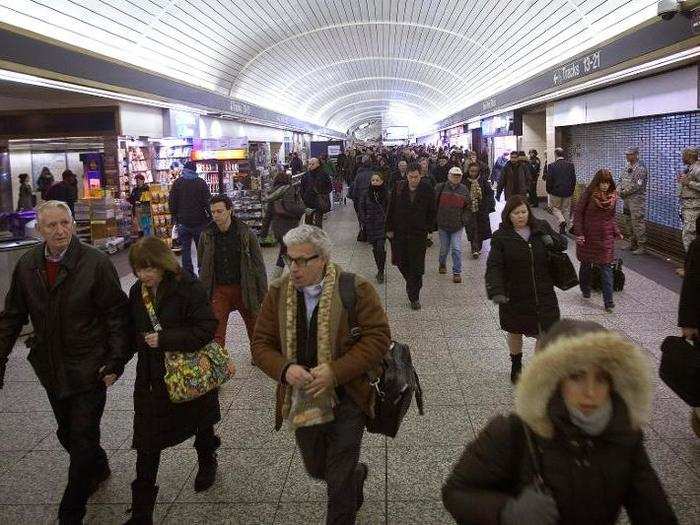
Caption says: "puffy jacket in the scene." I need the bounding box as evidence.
[485,219,566,336]
[0,237,130,398]
[168,168,212,227]
[443,329,676,525]
[574,189,621,265]
[435,182,472,233]
[359,185,388,242]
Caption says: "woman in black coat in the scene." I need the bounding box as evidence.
[125,236,222,524]
[359,173,389,283]
[465,162,495,257]
[443,319,676,525]
[485,195,567,383]
[262,170,306,278]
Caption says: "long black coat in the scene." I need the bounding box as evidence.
[485,219,566,336]
[359,186,388,242]
[443,394,677,525]
[128,273,220,451]
[0,237,130,398]
[386,180,436,239]
[262,181,305,240]
[679,230,700,331]
[466,175,495,241]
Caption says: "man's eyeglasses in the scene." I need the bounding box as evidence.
[282,254,320,268]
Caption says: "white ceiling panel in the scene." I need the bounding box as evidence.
[0,0,658,133]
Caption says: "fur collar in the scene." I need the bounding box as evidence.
[515,331,652,439]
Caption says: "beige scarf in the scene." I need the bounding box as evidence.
[281,262,339,426]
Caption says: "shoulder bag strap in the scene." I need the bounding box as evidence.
[140,285,163,332]
[522,420,548,493]
[338,272,360,342]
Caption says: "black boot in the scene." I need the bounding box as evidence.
[123,481,158,525]
[510,354,523,384]
[194,435,221,492]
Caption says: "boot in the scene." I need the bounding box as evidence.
[194,435,221,492]
[123,481,158,525]
[510,354,523,384]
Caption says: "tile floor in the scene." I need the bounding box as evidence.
[0,204,698,524]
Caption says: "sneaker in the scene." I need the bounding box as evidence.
[410,301,421,310]
[376,271,385,284]
[438,265,447,274]
[691,410,700,438]
[453,274,462,283]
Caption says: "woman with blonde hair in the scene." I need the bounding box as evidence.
[124,236,223,524]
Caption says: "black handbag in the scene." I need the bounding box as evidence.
[547,251,579,290]
[660,336,700,406]
[339,272,424,438]
[591,259,625,292]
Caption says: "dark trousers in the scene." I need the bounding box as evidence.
[305,210,324,229]
[135,425,217,486]
[528,180,539,207]
[371,239,386,273]
[465,219,482,254]
[394,236,427,302]
[47,385,108,523]
[579,262,614,308]
[275,234,288,268]
[295,398,367,525]
[178,223,207,276]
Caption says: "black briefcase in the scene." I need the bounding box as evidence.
[548,251,579,290]
[659,336,700,406]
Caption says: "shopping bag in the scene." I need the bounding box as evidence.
[660,336,700,406]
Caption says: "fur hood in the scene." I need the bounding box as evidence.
[515,330,653,439]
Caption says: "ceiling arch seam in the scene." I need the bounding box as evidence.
[324,99,435,127]
[314,89,444,121]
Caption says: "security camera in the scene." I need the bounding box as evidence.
[658,0,680,20]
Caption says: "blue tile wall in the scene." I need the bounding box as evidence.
[563,112,700,230]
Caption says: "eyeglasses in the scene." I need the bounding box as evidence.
[282,254,320,268]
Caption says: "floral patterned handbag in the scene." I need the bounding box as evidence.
[141,286,234,403]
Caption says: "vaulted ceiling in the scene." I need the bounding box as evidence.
[0,1,658,134]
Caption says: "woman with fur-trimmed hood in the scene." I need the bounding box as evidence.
[442,319,677,525]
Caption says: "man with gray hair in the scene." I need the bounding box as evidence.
[619,147,648,255]
[0,200,130,524]
[252,224,390,524]
[679,147,700,253]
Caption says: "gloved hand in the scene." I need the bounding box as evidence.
[491,294,509,305]
[500,486,559,525]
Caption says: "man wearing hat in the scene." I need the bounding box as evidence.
[168,160,213,276]
[435,166,472,283]
[619,147,648,255]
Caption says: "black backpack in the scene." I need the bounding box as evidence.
[338,272,424,438]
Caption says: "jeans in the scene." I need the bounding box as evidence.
[178,223,207,276]
[295,397,367,525]
[47,385,108,523]
[370,239,386,273]
[579,262,614,307]
[438,229,462,274]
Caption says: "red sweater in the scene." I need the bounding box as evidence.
[45,260,61,287]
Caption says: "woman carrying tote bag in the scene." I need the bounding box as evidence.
[125,236,223,524]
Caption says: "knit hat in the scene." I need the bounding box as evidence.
[448,166,463,176]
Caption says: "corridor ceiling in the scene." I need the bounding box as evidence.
[0,1,658,135]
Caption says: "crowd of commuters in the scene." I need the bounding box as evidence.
[0,139,697,525]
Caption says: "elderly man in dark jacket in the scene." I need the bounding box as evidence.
[386,162,437,310]
[0,200,130,524]
[301,157,332,229]
[496,151,529,202]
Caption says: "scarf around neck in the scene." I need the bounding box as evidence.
[282,262,339,428]
[566,397,613,436]
[592,190,616,210]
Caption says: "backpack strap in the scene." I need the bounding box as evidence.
[338,272,361,342]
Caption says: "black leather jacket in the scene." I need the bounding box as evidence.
[0,236,130,398]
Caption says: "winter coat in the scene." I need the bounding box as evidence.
[290,156,303,175]
[574,189,621,265]
[300,167,332,211]
[545,159,577,198]
[359,186,388,242]
[680,161,700,207]
[485,220,566,336]
[17,182,34,210]
[168,168,212,227]
[497,161,529,200]
[0,236,130,398]
[128,273,220,450]
[351,167,374,203]
[197,220,268,315]
[45,181,78,215]
[262,181,305,240]
[443,330,676,525]
[252,267,391,431]
[467,174,494,240]
[36,172,54,200]
[386,180,437,239]
[679,227,700,330]
[435,181,472,233]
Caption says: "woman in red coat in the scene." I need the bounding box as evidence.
[574,169,623,313]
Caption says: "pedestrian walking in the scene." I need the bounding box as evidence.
[435,166,472,283]
[16,173,34,210]
[0,201,130,524]
[36,166,54,200]
[544,148,576,234]
[350,155,374,239]
[496,151,529,202]
[301,157,332,229]
[252,225,391,525]
[359,173,389,284]
[527,149,541,207]
[45,169,79,216]
[619,147,648,254]
[465,162,493,258]
[486,196,567,382]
